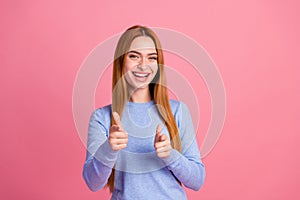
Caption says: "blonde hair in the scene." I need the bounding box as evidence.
[107,25,182,192]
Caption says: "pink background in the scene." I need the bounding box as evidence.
[1,0,299,199]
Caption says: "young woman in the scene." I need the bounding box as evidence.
[83,25,206,199]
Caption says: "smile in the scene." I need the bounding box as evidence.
[132,72,150,77]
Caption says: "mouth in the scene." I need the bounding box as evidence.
[132,72,150,78]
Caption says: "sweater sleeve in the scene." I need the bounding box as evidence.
[82,108,118,192]
[161,102,206,191]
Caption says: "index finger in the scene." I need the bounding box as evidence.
[112,111,123,130]
[156,124,162,134]
[155,124,162,143]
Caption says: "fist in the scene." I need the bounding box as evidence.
[108,112,128,151]
[154,124,172,158]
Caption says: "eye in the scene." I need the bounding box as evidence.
[128,54,139,59]
[149,56,157,61]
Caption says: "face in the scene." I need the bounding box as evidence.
[123,36,158,90]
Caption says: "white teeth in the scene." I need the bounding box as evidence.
[133,72,149,77]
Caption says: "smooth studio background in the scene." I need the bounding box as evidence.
[1,0,299,199]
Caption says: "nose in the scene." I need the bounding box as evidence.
[138,57,149,70]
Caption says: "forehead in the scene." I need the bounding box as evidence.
[128,36,156,51]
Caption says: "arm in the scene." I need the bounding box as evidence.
[161,102,206,191]
[82,109,118,192]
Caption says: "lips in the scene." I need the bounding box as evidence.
[132,72,150,77]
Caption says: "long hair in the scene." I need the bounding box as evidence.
[107,25,182,192]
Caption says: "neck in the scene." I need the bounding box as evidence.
[128,86,152,103]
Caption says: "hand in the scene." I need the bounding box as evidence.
[154,124,172,158]
[108,112,128,151]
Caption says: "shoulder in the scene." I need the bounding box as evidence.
[169,99,180,111]
[169,99,192,130]
[169,99,188,115]
[92,104,112,117]
[94,104,112,114]
[90,104,112,129]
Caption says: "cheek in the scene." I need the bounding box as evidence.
[123,62,134,81]
[124,60,136,73]
[152,64,158,74]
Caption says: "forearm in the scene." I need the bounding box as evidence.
[82,139,118,191]
[83,157,112,191]
[162,149,206,191]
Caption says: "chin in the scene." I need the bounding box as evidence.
[135,83,149,89]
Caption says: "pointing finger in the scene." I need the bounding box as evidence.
[156,124,162,134]
[112,111,123,130]
[155,124,162,143]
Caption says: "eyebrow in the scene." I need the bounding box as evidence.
[128,50,157,56]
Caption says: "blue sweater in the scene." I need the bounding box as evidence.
[83,99,206,200]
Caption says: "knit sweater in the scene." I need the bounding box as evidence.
[83,99,206,200]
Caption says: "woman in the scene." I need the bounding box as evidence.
[83,25,205,199]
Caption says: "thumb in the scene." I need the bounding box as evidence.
[155,124,162,143]
[112,111,123,130]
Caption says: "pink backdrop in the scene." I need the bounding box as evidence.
[1,0,299,199]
